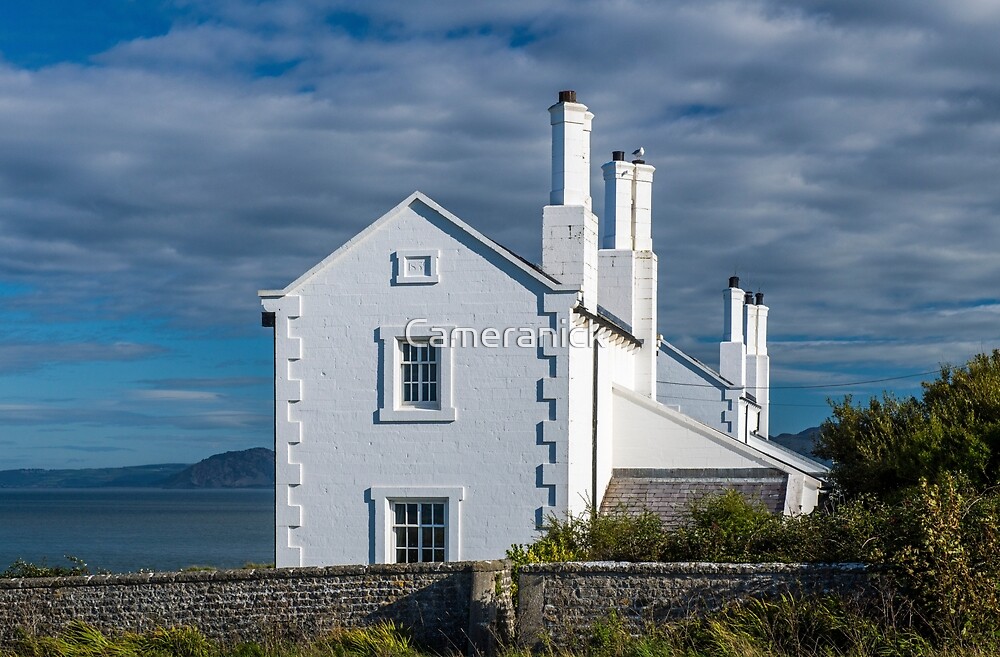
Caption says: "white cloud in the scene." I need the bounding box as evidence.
[0,0,998,441]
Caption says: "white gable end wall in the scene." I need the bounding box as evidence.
[264,199,578,566]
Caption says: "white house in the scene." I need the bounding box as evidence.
[260,91,827,568]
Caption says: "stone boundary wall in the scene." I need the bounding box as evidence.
[0,560,513,655]
[0,560,875,653]
[516,561,873,649]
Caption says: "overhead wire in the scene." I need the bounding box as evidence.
[656,368,941,391]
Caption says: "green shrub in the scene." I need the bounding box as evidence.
[508,492,889,572]
[507,506,666,566]
[1,556,90,579]
[880,475,1000,645]
[665,490,783,562]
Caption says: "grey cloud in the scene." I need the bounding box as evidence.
[0,0,998,434]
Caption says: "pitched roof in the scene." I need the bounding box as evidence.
[600,467,788,529]
[259,191,579,298]
[659,339,736,388]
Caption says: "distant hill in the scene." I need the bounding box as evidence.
[161,448,274,489]
[770,426,831,466]
[0,463,189,488]
[0,448,274,489]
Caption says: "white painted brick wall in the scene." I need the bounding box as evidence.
[265,199,580,566]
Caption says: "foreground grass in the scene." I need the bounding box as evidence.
[6,597,1000,657]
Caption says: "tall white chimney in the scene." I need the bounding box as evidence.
[746,292,770,437]
[720,277,746,387]
[632,162,654,251]
[598,150,658,397]
[548,90,593,208]
[543,91,599,309]
[601,152,634,249]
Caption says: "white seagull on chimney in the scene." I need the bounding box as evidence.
[632,146,644,160]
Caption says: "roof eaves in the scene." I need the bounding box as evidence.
[574,305,643,348]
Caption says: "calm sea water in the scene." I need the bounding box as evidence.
[0,488,274,574]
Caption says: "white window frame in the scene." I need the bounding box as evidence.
[377,324,456,422]
[370,486,463,564]
[399,341,440,408]
[390,499,447,563]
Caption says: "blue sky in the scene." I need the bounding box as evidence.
[1,0,999,468]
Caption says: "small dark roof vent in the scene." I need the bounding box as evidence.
[612,150,625,161]
[728,276,740,289]
[755,292,765,305]
[558,90,577,103]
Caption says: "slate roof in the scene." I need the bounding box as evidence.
[600,468,788,529]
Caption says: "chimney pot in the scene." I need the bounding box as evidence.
[756,292,764,305]
[558,90,577,103]
[612,150,625,161]
[745,292,754,305]
[728,276,740,289]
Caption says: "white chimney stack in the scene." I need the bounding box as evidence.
[600,152,655,252]
[720,277,746,387]
[601,152,634,249]
[549,90,593,208]
[744,291,758,356]
[632,161,654,251]
[543,91,599,309]
[598,149,658,398]
[746,292,770,438]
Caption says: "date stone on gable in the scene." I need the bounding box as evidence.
[394,250,440,285]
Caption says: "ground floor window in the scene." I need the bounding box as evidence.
[370,486,462,564]
[392,501,446,563]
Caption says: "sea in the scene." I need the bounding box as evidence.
[0,488,274,574]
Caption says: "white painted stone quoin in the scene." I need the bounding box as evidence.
[260,91,827,567]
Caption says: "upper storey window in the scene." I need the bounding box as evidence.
[377,324,455,423]
[401,341,439,407]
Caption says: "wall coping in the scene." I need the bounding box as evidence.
[0,559,511,591]
[519,561,870,575]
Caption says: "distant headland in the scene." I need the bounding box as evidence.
[0,448,275,489]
